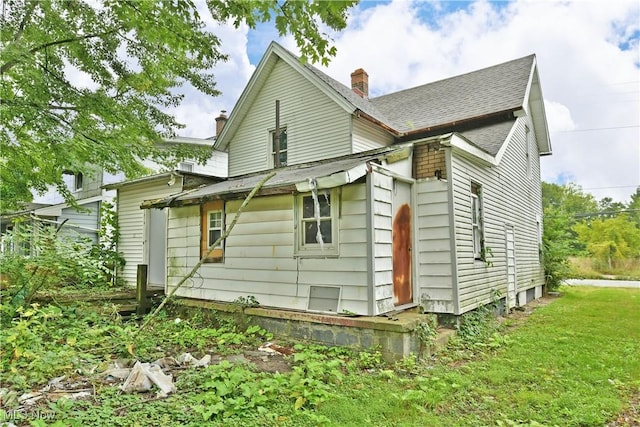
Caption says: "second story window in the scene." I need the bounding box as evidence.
[270,128,287,167]
[74,172,83,191]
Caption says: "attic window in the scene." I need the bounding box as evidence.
[201,200,225,262]
[74,172,83,191]
[270,128,287,167]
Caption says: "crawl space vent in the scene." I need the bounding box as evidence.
[307,286,341,313]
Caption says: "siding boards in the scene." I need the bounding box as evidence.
[415,179,455,313]
[166,184,370,314]
[352,117,393,153]
[228,60,352,176]
[59,202,100,242]
[117,178,185,286]
[451,118,544,313]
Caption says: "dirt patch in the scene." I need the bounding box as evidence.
[607,387,640,426]
[498,294,560,327]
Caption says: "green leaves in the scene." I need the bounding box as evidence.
[1,0,357,210]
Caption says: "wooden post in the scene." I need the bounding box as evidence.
[136,264,148,316]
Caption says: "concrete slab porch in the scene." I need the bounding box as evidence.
[174,299,456,361]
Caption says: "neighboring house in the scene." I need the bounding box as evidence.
[143,41,552,317]
[104,148,227,289]
[0,136,227,260]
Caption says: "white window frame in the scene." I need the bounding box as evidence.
[207,210,224,249]
[269,127,287,168]
[179,161,194,172]
[525,125,532,178]
[471,182,484,259]
[294,188,339,257]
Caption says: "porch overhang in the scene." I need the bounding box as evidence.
[142,145,413,209]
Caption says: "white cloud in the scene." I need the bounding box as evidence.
[171,0,639,202]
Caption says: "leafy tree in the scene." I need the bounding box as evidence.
[541,182,597,253]
[542,205,573,291]
[0,0,357,211]
[573,214,640,270]
[627,187,640,228]
[541,182,598,216]
[597,197,627,218]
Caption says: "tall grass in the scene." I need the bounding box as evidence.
[569,256,640,280]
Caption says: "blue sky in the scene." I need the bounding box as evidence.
[174,0,639,203]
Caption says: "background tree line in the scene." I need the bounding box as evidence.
[542,182,640,289]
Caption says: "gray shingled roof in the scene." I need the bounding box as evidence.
[458,119,517,156]
[370,55,534,133]
[297,49,534,137]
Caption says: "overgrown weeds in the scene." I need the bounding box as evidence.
[1,287,637,426]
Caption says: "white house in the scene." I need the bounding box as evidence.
[143,42,551,316]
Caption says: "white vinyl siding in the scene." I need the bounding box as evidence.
[415,179,455,313]
[166,184,371,315]
[142,150,228,178]
[116,177,185,287]
[352,117,393,153]
[451,118,544,314]
[228,60,352,176]
[58,201,100,243]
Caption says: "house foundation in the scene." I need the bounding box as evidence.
[174,299,455,361]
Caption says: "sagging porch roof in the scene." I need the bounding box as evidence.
[142,144,413,209]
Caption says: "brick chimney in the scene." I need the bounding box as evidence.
[215,110,227,137]
[350,68,369,97]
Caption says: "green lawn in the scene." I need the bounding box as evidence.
[1,286,638,426]
[317,286,640,426]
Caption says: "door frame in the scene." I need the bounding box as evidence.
[504,224,517,309]
[144,208,168,290]
[391,177,417,309]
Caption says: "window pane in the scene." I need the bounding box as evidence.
[209,212,221,228]
[302,195,331,219]
[471,196,478,224]
[304,221,318,244]
[302,196,314,218]
[303,219,332,244]
[279,130,287,150]
[319,220,332,243]
[319,194,331,217]
[208,230,221,247]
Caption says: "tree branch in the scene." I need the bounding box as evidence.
[1,30,118,74]
[137,171,277,334]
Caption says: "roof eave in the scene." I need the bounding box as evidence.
[214,42,358,151]
[397,109,521,142]
[446,134,498,167]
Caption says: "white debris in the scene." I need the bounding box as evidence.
[177,352,211,367]
[18,391,44,406]
[308,178,324,250]
[120,361,176,397]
